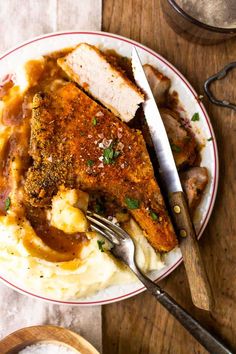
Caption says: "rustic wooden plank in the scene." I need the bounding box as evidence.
[102,0,236,353]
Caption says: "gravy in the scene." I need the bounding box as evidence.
[0,50,88,260]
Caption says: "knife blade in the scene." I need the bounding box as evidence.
[131,46,213,311]
[131,48,182,195]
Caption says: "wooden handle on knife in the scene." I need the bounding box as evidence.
[169,191,213,311]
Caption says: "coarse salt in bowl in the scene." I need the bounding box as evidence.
[18,342,80,354]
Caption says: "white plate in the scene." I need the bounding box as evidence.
[0,31,219,305]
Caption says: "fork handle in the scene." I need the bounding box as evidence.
[130,264,232,354]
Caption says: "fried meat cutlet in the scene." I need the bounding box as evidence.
[143,64,171,106]
[180,167,208,213]
[24,82,177,252]
[160,108,197,168]
[57,43,144,123]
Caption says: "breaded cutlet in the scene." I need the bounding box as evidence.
[24,82,177,252]
[57,43,144,122]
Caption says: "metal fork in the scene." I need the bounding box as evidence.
[87,211,232,354]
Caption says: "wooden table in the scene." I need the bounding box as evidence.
[102,1,236,353]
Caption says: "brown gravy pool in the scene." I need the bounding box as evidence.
[0,49,87,262]
[0,47,195,261]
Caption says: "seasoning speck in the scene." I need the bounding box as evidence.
[5,197,11,211]
[97,240,105,252]
[92,117,97,126]
[191,112,200,121]
[150,211,158,221]
[96,111,104,117]
[87,159,94,167]
[171,144,181,153]
[125,197,140,210]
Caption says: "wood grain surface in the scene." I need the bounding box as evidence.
[102,1,236,353]
[169,191,213,311]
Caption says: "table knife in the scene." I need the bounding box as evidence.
[132,46,213,311]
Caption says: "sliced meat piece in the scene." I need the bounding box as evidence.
[160,108,197,169]
[143,64,171,106]
[104,50,134,81]
[180,167,208,213]
[57,43,144,123]
[24,83,177,252]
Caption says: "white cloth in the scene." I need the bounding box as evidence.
[0,1,102,352]
[0,0,102,52]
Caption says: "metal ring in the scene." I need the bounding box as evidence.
[204,62,236,111]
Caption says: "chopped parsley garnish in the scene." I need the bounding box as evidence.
[103,147,114,164]
[97,240,105,252]
[125,197,140,210]
[94,203,103,214]
[92,117,97,126]
[103,140,121,164]
[103,148,120,164]
[171,144,181,153]
[191,112,200,121]
[114,150,120,158]
[150,210,158,221]
[87,159,94,167]
[4,197,11,211]
[207,137,213,141]
[79,131,85,136]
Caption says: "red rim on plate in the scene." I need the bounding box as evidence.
[0,31,219,305]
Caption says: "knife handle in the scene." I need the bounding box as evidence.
[169,191,213,311]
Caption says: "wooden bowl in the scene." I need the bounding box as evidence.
[0,325,100,354]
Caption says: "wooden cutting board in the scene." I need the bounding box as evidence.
[0,325,100,354]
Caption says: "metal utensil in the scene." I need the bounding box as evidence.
[87,211,232,354]
[204,62,236,111]
[131,46,213,311]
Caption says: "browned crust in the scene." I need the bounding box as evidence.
[24,83,177,252]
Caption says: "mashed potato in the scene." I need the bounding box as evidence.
[0,67,164,300]
[49,189,89,234]
[0,188,164,300]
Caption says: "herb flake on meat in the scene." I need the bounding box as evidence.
[92,117,97,126]
[191,112,200,121]
[125,197,140,210]
[150,210,158,221]
[97,240,105,252]
[87,159,94,167]
[171,144,181,153]
[4,197,11,211]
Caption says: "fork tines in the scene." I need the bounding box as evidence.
[86,211,128,244]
